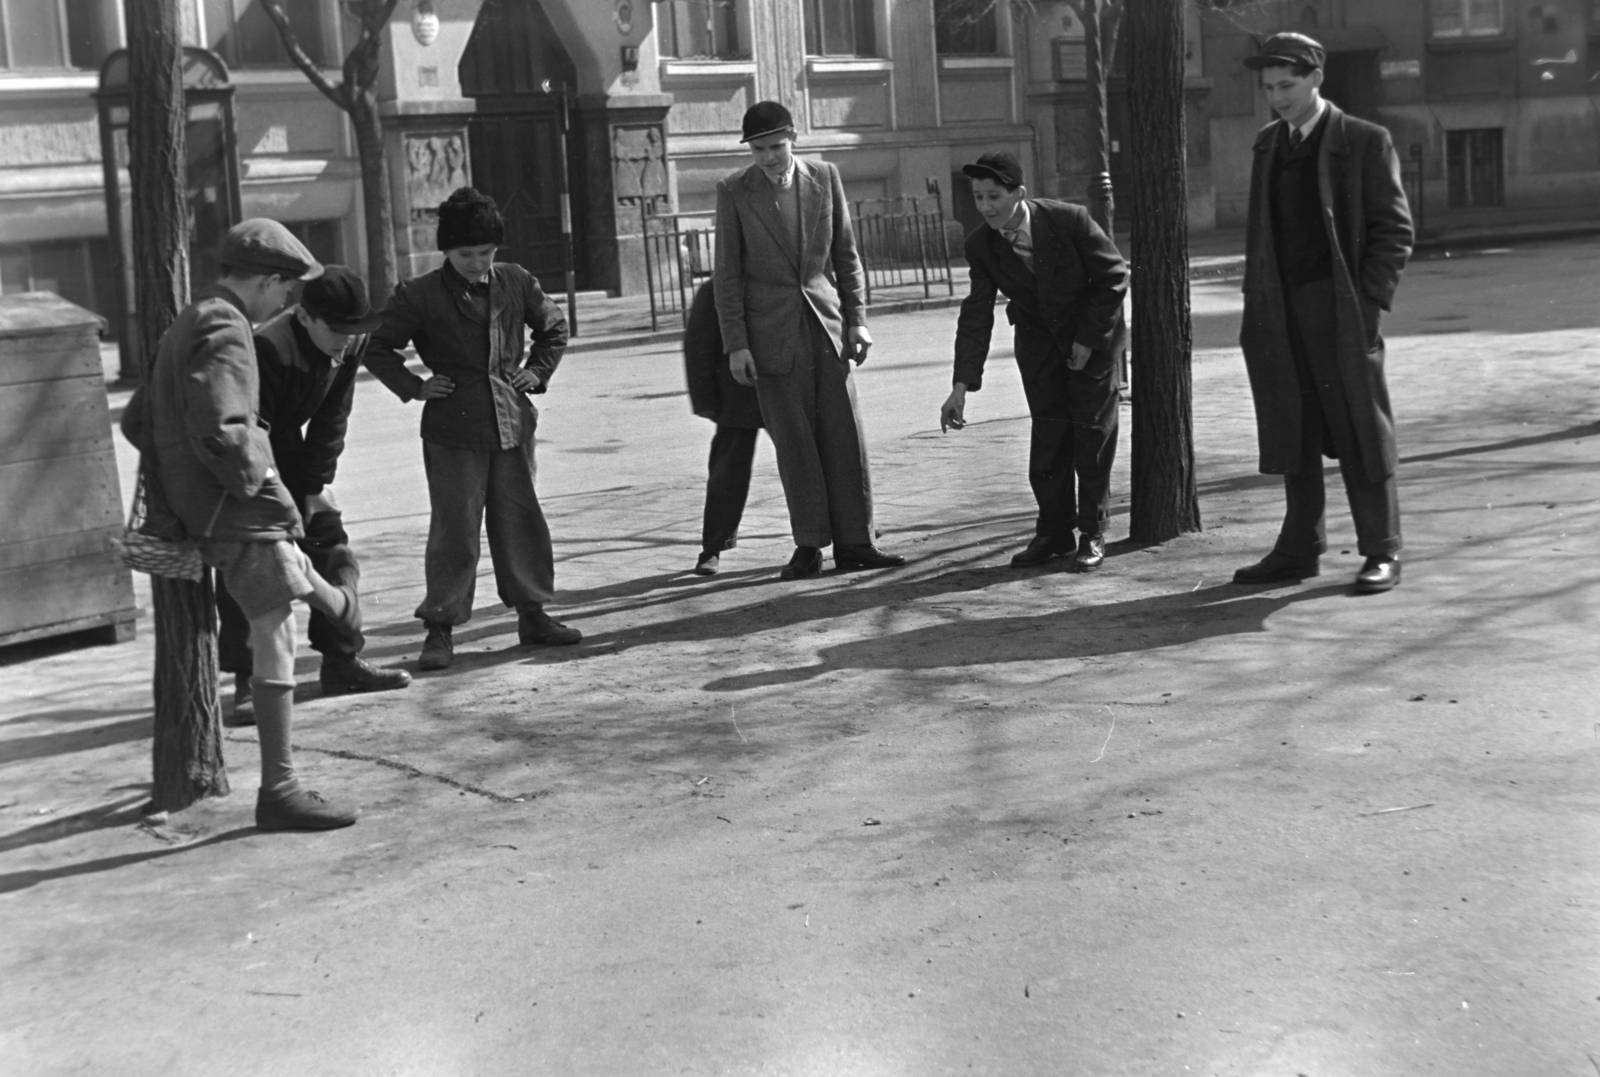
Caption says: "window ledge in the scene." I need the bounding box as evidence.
[807,57,893,75]
[939,55,1015,71]
[1424,36,1516,51]
[229,68,338,85]
[661,60,759,78]
[0,73,98,92]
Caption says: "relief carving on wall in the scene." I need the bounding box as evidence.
[611,126,669,213]
[405,132,471,246]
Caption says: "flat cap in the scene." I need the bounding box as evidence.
[219,219,321,280]
[741,101,795,144]
[962,151,1024,189]
[1242,32,1325,72]
[300,265,383,333]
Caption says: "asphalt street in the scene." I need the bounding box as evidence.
[2,236,1597,1076]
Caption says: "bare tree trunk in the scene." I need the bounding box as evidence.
[127,0,228,812]
[350,89,398,305]
[1125,0,1201,542]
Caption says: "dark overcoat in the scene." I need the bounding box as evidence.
[1239,103,1413,483]
[712,158,866,376]
[683,280,763,429]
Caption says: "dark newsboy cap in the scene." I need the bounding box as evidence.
[740,100,795,144]
[1242,32,1325,72]
[299,265,383,334]
[962,151,1024,189]
[219,219,321,280]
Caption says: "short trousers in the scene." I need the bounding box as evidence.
[205,540,315,620]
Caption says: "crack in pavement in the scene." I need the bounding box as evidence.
[224,735,534,804]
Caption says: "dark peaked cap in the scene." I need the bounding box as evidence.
[741,100,795,143]
[1242,32,1325,71]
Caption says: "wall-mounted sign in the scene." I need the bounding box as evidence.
[1380,59,1421,80]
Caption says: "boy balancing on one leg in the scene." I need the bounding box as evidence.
[364,187,579,669]
[122,220,361,831]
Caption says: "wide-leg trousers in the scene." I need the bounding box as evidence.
[1015,326,1120,539]
[702,424,760,554]
[417,437,555,625]
[753,317,874,549]
[1274,278,1401,559]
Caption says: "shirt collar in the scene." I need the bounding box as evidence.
[1292,98,1328,141]
[997,198,1031,238]
[442,257,491,294]
[762,158,798,191]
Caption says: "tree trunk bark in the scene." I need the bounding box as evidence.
[1124,0,1201,543]
[127,0,229,812]
[350,89,398,305]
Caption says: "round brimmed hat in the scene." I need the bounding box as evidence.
[962,151,1024,188]
[437,187,505,252]
[299,265,383,334]
[1242,32,1325,72]
[219,219,321,280]
[741,101,795,144]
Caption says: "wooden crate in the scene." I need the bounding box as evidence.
[0,292,136,648]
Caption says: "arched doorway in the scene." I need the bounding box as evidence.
[460,0,581,287]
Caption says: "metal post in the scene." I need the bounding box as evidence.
[552,84,578,336]
[641,202,659,333]
[927,177,955,296]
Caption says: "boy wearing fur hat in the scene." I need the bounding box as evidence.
[365,187,576,670]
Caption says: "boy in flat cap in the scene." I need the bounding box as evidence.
[219,265,411,726]
[941,151,1129,570]
[122,219,362,831]
[713,100,904,579]
[365,187,576,670]
[1234,33,1413,593]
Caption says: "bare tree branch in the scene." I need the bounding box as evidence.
[261,0,345,108]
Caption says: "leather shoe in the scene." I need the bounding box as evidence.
[780,546,823,579]
[320,654,411,695]
[1073,533,1106,571]
[1233,551,1320,584]
[418,621,453,670]
[1353,556,1401,593]
[518,607,582,646]
[833,544,906,571]
[1011,533,1074,567]
[694,551,720,576]
[256,786,359,832]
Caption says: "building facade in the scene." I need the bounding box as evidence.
[1201,0,1600,230]
[2,0,1223,334]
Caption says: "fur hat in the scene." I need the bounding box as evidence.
[436,187,505,252]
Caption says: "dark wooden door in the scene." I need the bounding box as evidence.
[1446,128,1504,209]
[467,112,567,287]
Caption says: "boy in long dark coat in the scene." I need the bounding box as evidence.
[1234,33,1413,593]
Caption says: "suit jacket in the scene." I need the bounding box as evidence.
[953,200,1129,392]
[365,260,567,451]
[1239,103,1413,481]
[121,285,302,544]
[712,158,866,377]
[254,309,360,499]
[684,280,763,429]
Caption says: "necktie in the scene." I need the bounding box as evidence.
[1289,127,1303,151]
[1002,227,1033,269]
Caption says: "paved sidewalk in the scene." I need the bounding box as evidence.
[7,235,1599,1076]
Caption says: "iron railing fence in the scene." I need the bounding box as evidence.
[641,183,957,331]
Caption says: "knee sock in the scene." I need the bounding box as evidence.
[250,677,299,796]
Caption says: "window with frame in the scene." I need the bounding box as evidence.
[805,0,876,57]
[0,238,117,325]
[0,0,121,71]
[659,0,747,60]
[1430,0,1504,38]
[201,0,335,69]
[935,0,998,55]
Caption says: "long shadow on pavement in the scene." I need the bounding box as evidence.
[0,827,256,896]
[702,581,1342,691]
